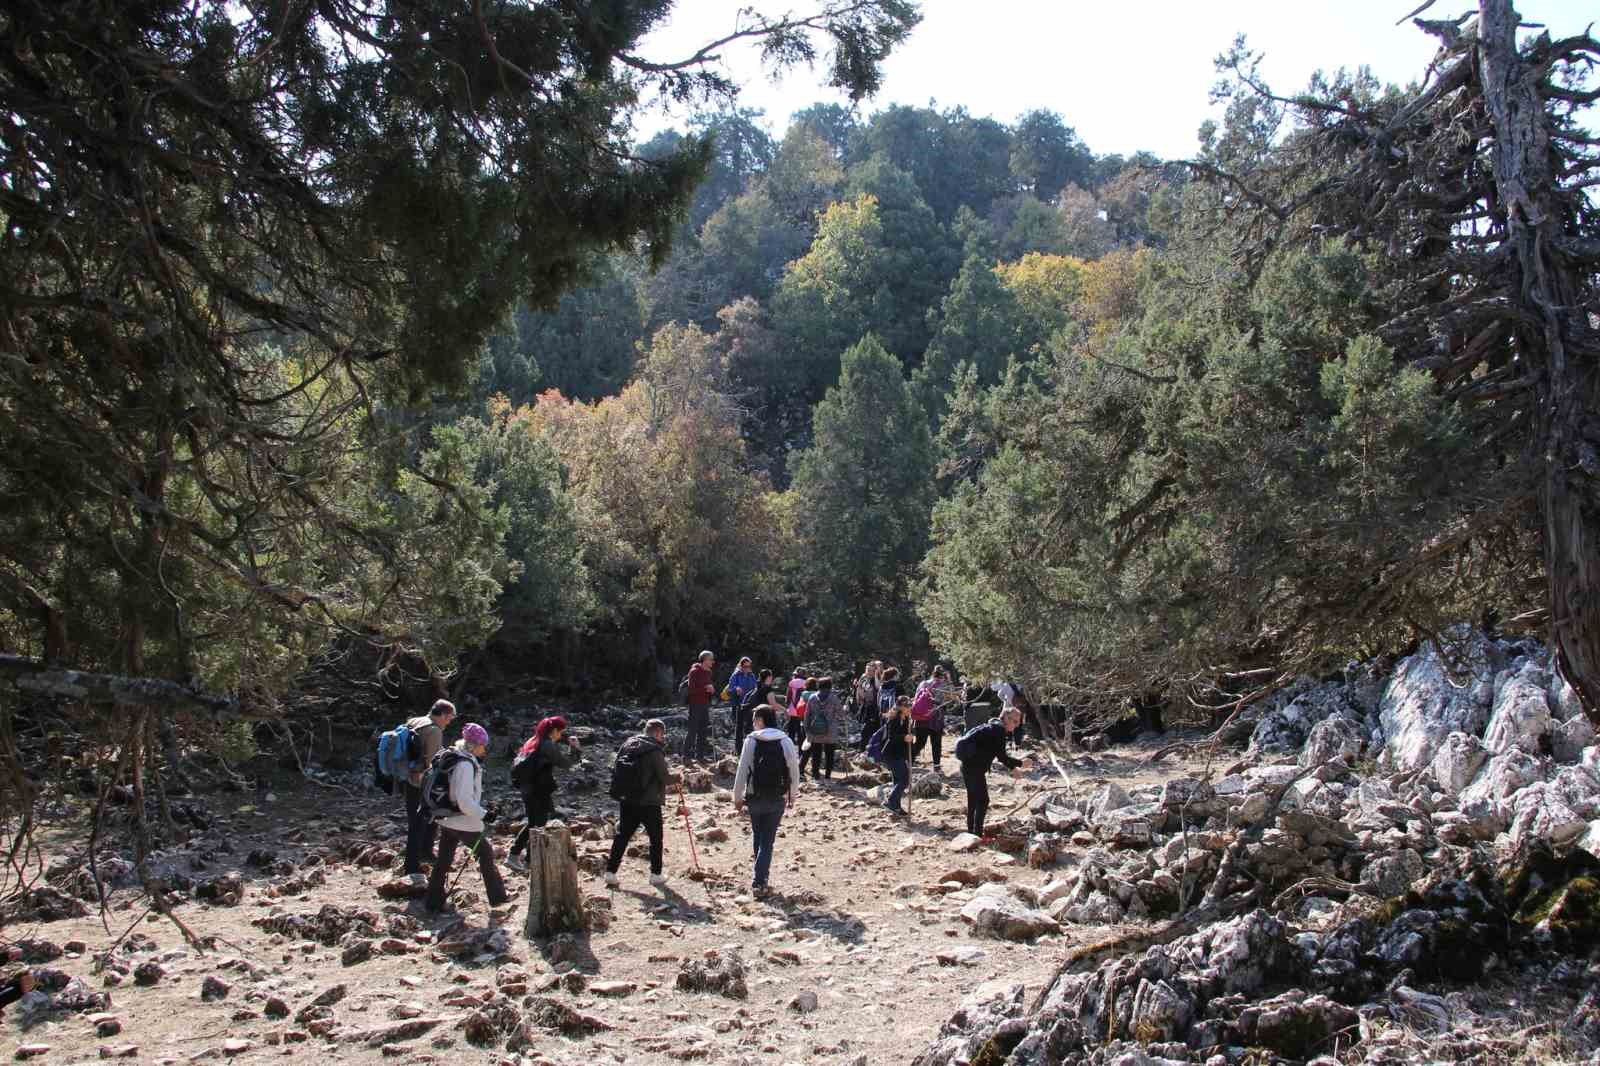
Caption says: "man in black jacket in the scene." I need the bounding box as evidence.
[604,719,682,889]
[955,708,1030,837]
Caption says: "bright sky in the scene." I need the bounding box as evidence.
[633,0,1594,159]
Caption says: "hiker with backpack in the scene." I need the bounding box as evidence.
[726,657,758,736]
[604,718,679,888]
[398,699,456,886]
[683,651,717,763]
[786,674,814,755]
[507,716,581,871]
[423,723,509,913]
[801,676,844,780]
[953,708,1032,838]
[910,665,954,771]
[734,668,778,753]
[881,695,914,816]
[732,704,801,897]
[854,661,882,751]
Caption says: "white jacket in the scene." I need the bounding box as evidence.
[439,743,486,833]
[732,727,799,805]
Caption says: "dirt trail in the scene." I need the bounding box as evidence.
[6,727,1206,1065]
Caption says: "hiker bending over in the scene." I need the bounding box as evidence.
[404,699,456,885]
[425,723,508,913]
[954,708,1030,837]
[508,715,581,870]
[732,705,801,897]
[801,676,844,780]
[684,651,717,763]
[605,719,680,889]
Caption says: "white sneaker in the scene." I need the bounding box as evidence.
[604,872,619,888]
[507,854,527,872]
[649,874,668,888]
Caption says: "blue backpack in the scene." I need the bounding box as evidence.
[865,725,888,763]
[376,723,419,780]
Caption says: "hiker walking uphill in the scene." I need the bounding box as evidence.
[402,699,456,885]
[881,695,914,816]
[423,723,509,913]
[734,668,778,753]
[732,705,800,897]
[604,719,680,888]
[801,676,844,780]
[954,707,1031,837]
[854,661,882,751]
[911,666,953,771]
[684,651,717,763]
[508,715,581,870]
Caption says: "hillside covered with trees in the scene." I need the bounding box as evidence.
[1,0,1598,787]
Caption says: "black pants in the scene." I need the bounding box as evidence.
[606,802,664,875]
[733,704,754,754]
[786,717,807,750]
[804,743,837,778]
[426,826,507,911]
[510,790,555,858]
[403,782,438,875]
[912,726,943,765]
[962,763,989,836]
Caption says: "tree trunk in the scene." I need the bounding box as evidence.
[1477,0,1600,722]
[522,822,584,939]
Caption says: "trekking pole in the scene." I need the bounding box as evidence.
[674,777,702,873]
[444,832,483,901]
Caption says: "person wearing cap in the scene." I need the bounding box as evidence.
[684,650,717,763]
[403,698,457,885]
[425,722,509,913]
[605,719,679,888]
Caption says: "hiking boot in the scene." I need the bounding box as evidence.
[649,873,668,888]
[603,872,619,888]
[752,885,771,899]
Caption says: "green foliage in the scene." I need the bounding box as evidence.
[1009,109,1094,201]
[788,336,936,651]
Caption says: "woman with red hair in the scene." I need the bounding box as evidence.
[508,715,580,870]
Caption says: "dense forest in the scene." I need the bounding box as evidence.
[1,0,1597,791]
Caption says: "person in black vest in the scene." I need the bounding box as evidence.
[604,719,679,889]
[732,705,801,897]
[507,715,581,870]
[955,708,1030,837]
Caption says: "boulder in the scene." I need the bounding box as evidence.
[960,885,1061,941]
[909,775,944,799]
[1299,715,1364,768]
[1430,731,1487,794]
[1248,682,1358,757]
[948,833,982,853]
[1126,978,1192,1043]
[1483,660,1554,755]
[1379,627,1500,771]
[1554,716,1597,764]
[1506,783,1588,849]
[1088,783,1131,822]
[1460,749,1544,810]
[1360,849,1425,898]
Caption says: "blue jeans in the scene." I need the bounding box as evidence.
[886,758,909,812]
[747,801,784,888]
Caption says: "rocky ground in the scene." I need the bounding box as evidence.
[7,626,1600,1065]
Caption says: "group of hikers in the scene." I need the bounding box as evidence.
[383,652,1048,909]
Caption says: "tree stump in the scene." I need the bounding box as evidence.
[523,822,584,939]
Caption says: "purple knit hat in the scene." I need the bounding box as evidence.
[462,723,489,747]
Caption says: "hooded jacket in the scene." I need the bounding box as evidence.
[615,733,670,806]
[439,742,487,833]
[732,727,800,808]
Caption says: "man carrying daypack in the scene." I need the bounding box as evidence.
[953,707,1031,838]
[801,676,844,780]
[684,651,717,763]
[403,699,456,885]
[732,705,800,898]
[423,723,509,913]
[604,719,679,889]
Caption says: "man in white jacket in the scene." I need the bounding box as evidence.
[425,723,509,913]
[732,706,800,898]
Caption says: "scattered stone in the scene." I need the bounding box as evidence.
[132,962,164,987]
[14,1046,50,1061]
[200,975,231,1001]
[264,996,289,1018]
[376,879,427,901]
[97,1047,138,1059]
[341,938,375,967]
[948,834,982,853]
[221,1040,250,1056]
[589,981,636,997]
[959,885,1061,941]
[788,990,819,1013]
[675,949,748,999]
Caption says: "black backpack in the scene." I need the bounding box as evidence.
[420,748,472,821]
[748,738,788,799]
[510,745,541,792]
[609,737,653,801]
